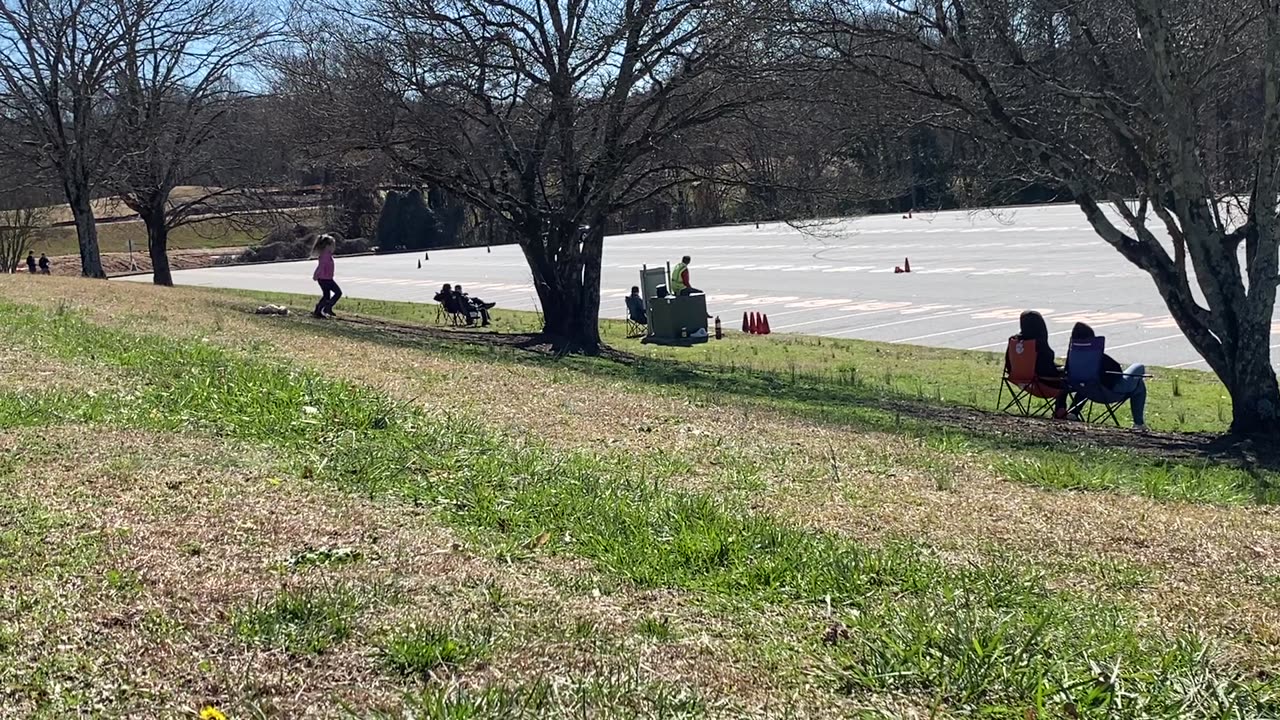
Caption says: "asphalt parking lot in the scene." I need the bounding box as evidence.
[125,203,1275,369]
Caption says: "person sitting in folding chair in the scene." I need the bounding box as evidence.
[625,286,647,336]
[454,284,494,327]
[434,283,468,326]
[1061,322,1149,431]
[998,310,1067,417]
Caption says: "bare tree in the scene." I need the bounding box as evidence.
[805,0,1280,434]
[106,0,274,286]
[277,0,784,353]
[0,205,42,272]
[0,0,143,278]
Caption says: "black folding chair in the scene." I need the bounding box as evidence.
[436,303,468,327]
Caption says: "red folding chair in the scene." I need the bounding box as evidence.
[997,337,1061,417]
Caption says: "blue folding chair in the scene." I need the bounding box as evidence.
[1065,337,1136,427]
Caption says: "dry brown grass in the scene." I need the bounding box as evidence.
[4,275,1280,671]
[0,424,837,718]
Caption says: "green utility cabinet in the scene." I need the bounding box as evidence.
[646,294,708,342]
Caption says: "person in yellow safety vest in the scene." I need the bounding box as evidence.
[670,255,702,296]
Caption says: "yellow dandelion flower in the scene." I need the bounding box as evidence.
[200,707,228,720]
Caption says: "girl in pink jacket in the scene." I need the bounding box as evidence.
[311,234,342,318]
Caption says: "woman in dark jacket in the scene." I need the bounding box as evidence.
[1007,310,1069,416]
[1065,322,1149,431]
[1015,310,1063,380]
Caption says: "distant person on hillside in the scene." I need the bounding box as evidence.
[1062,322,1149,431]
[625,286,647,324]
[1009,310,1068,415]
[669,255,702,296]
[38,253,49,274]
[26,252,36,274]
[311,234,342,319]
[454,284,494,327]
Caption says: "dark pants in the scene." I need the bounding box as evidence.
[315,279,342,316]
[470,304,491,325]
[678,287,701,296]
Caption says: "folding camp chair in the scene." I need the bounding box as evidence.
[436,303,468,327]
[626,316,647,338]
[997,337,1061,417]
[1065,336,1135,427]
[624,296,648,338]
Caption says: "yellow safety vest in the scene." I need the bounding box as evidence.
[670,262,688,293]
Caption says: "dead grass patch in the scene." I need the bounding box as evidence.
[4,278,1279,672]
[0,425,829,718]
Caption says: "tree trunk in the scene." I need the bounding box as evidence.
[144,209,173,287]
[520,223,603,354]
[1225,345,1280,435]
[66,184,105,278]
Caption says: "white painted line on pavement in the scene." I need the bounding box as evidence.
[966,314,1157,351]
[1107,333,1188,351]
[731,295,801,306]
[894,320,1016,344]
[823,306,1008,337]
[773,301,917,331]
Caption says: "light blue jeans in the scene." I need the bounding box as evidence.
[1109,364,1147,425]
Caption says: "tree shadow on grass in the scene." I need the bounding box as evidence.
[265,310,1280,482]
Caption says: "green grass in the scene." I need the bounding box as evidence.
[1,300,1277,715]
[380,622,492,677]
[367,672,709,719]
[223,290,1279,506]
[233,586,360,655]
[225,289,1231,434]
[635,616,676,642]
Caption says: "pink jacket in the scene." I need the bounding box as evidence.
[313,250,334,281]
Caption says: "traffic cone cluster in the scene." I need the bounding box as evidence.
[742,311,772,335]
[894,257,912,274]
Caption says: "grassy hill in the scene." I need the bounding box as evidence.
[1,275,1278,718]
[22,186,327,257]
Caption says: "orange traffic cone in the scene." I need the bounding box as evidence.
[903,257,911,273]
[894,266,903,274]
[761,314,771,334]
[417,259,421,269]
[742,312,750,333]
